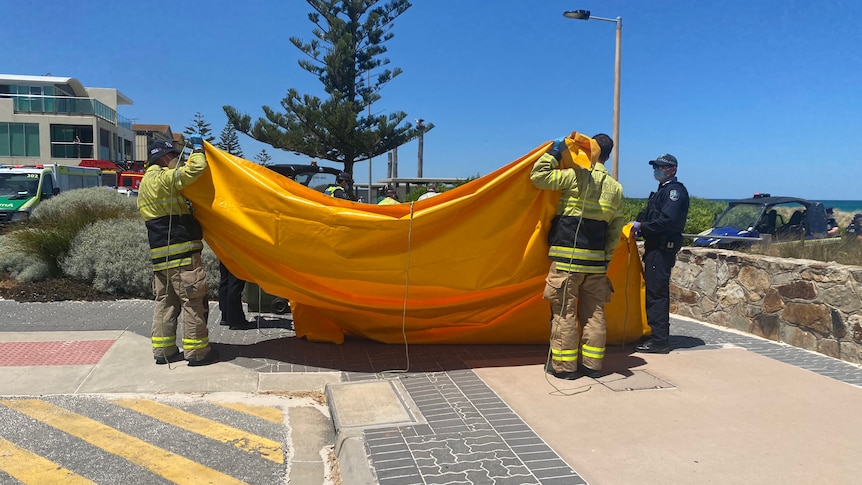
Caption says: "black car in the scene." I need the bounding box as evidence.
[265,163,342,193]
[692,194,836,249]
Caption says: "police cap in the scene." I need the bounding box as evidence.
[649,154,678,168]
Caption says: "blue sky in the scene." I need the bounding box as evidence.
[3,0,860,199]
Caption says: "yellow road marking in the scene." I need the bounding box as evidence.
[213,401,284,424]
[0,400,246,485]
[0,436,96,485]
[114,398,283,464]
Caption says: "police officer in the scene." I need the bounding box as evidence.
[632,154,689,354]
[325,172,352,200]
[138,137,219,366]
[531,133,625,379]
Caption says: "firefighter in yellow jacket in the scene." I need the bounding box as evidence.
[530,132,624,379]
[138,137,218,367]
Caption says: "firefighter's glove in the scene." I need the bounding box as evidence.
[548,137,567,161]
[189,134,203,151]
[631,222,641,236]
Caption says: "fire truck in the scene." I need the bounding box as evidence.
[79,160,145,196]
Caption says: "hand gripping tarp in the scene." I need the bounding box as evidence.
[181,134,648,345]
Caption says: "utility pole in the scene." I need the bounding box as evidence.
[416,119,426,178]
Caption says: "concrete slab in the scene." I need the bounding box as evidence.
[475,347,862,485]
[76,331,259,394]
[0,365,95,395]
[326,379,422,431]
[259,372,342,392]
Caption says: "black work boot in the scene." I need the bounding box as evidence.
[551,371,580,380]
[635,339,670,354]
[155,352,184,365]
[578,365,603,378]
[229,319,256,330]
[187,348,221,367]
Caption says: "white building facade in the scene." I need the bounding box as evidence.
[0,74,136,166]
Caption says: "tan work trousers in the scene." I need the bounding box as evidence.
[543,266,611,372]
[151,252,212,361]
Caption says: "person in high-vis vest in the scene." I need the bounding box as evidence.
[377,185,399,205]
[325,171,352,199]
[138,137,219,367]
[530,132,624,380]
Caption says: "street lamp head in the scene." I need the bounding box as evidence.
[563,10,591,20]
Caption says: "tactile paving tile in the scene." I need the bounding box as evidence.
[0,340,115,366]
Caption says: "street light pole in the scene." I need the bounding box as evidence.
[563,9,622,180]
[416,119,426,178]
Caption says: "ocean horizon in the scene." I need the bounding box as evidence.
[705,199,862,215]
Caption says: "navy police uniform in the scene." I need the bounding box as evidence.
[636,154,689,349]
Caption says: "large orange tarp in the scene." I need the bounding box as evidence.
[182,136,648,345]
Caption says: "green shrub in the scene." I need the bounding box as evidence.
[201,243,220,299]
[61,218,152,296]
[31,187,139,222]
[61,217,222,298]
[0,235,50,282]
[5,188,139,277]
[622,197,725,237]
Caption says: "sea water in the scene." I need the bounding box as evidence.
[819,200,862,215]
[706,199,862,214]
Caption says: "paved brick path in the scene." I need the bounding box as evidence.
[2,299,860,484]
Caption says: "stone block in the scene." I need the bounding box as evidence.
[839,341,862,364]
[752,314,779,340]
[672,285,698,305]
[817,339,841,359]
[782,302,832,335]
[779,325,818,351]
[716,281,745,307]
[763,288,784,313]
[776,281,816,300]
[831,309,847,339]
[738,266,771,300]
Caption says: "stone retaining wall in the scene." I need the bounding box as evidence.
[671,247,862,364]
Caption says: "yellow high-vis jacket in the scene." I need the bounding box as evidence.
[530,148,624,274]
[137,152,208,271]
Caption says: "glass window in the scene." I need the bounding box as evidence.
[49,124,93,159]
[0,124,8,156]
[10,124,25,156]
[41,173,55,199]
[25,124,39,157]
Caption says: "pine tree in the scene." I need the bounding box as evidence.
[183,112,216,147]
[254,149,273,166]
[216,123,244,157]
[223,0,425,178]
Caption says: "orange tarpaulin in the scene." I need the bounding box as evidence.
[182,136,648,345]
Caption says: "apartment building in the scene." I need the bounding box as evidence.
[0,74,137,166]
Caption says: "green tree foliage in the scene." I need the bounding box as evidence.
[224,0,424,178]
[623,197,726,236]
[254,149,273,166]
[183,112,216,145]
[216,123,244,157]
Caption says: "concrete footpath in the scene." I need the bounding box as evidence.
[1,299,862,484]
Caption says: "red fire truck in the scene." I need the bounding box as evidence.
[79,160,145,196]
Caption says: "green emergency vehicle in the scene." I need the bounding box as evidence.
[0,164,101,224]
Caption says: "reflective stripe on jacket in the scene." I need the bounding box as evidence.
[531,151,625,274]
[137,152,207,271]
[325,185,348,199]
